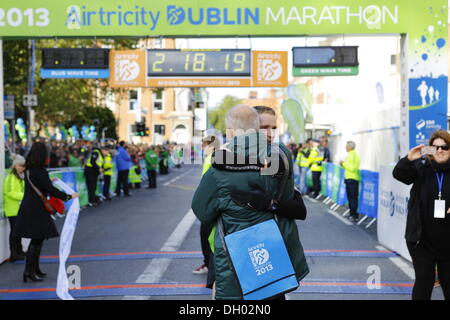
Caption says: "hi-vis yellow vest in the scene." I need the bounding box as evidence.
[202,153,213,175]
[85,149,104,169]
[129,164,142,183]
[296,148,310,168]
[3,172,24,217]
[103,154,113,176]
[308,147,324,172]
[342,150,361,181]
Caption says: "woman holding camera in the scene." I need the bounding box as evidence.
[393,130,450,300]
[14,142,79,282]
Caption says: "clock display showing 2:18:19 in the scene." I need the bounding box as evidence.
[147,49,251,77]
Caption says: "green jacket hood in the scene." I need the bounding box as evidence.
[211,132,286,177]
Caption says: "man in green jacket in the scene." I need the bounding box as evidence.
[145,146,159,188]
[192,104,309,300]
[339,141,361,222]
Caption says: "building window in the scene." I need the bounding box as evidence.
[153,89,164,112]
[390,54,398,66]
[154,38,163,48]
[129,90,138,111]
[154,124,166,136]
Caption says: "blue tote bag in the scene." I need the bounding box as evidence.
[218,217,298,300]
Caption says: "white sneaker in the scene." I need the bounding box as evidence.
[192,264,208,275]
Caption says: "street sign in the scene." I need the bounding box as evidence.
[23,94,38,107]
[3,95,15,119]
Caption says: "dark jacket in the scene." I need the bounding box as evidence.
[192,133,309,300]
[14,167,70,240]
[392,156,433,244]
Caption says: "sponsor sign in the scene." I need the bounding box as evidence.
[377,166,411,261]
[0,1,438,38]
[109,50,146,87]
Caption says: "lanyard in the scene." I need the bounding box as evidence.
[436,172,444,200]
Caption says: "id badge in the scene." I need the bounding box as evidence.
[434,200,446,219]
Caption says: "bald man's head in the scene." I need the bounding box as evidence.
[225,104,260,138]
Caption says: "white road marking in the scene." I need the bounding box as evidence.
[305,196,352,225]
[327,209,353,226]
[123,209,198,300]
[375,245,415,280]
[305,197,318,203]
[163,168,194,186]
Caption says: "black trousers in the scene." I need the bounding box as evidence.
[312,171,321,197]
[147,170,157,188]
[201,223,215,289]
[8,216,22,254]
[200,223,213,267]
[206,252,215,289]
[345,179,359,218]
[159,160,169,174]
[84,169,99,204]
[115,170,130,196]
[25,239,44,274]
[407,242,450,300]
[103,175,111,198]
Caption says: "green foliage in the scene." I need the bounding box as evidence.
[65,106,118,140]
[208,95,242,132]
[3,40,29,120]
[2,38,139,139]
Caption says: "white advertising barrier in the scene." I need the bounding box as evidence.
[377,165,412,262]
[0,218,9,263]
[52,178,80,300]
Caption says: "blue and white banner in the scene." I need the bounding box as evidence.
[358,170,379,219]
[409,76,448,148]
[325,163,334,199]
[377,166,411,261]
[336,167,348,206]
[52,178,80,300]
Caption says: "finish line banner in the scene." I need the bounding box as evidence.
[0,1,444,38]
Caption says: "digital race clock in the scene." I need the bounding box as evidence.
[147,49,251,77]
[292,46,359,67]
[42,48,110,69]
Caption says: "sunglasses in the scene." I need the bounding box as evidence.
[432,144,450,151]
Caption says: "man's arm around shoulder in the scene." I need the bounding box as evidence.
[192,169,221,225]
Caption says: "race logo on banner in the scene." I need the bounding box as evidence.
[109,50,146,87]
[252,51,288,87]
